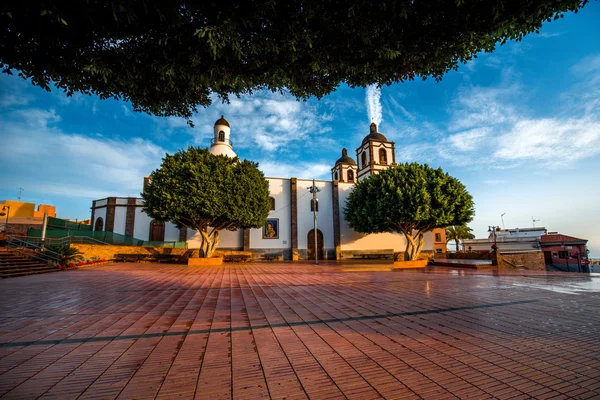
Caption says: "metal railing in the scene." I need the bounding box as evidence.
[6,235,62,264]
[210,138,233,146]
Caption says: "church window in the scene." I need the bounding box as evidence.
[379,148,387,164]
[218,130,225,142]
[311,199,319,212]
[361,152,367,168]
[269,197,275,210]
[334,171,338,181]
[435,233,441,242]
[347,170,354,182]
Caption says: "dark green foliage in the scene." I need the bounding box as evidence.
[446,225,476,252]
[142,147,270,257]
[344,163,474,260]
[45,244,84,265]
[1,1,587,123]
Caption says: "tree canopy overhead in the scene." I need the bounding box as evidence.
[344,163,474,260]
[142,147,270,257]
[1,1,587,121]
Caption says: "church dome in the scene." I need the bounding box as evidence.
[362,122,387,144]
[214,115,230,127]
[335,148,356,165]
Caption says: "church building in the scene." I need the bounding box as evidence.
[90,116,447,260]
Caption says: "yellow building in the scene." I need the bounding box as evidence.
[0,200,56,227]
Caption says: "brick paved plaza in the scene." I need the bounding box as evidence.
[0,263,599,399]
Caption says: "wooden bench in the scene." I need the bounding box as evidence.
[261,253,283,261]
[354,253,394,260]
[115,254,148,263]
[151,254,181,263]
[223,254,251,263]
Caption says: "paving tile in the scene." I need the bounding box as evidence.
[0,262,598,399]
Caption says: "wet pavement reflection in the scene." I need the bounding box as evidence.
[0,262,598,399]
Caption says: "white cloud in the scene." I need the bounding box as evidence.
[447,127,492,151]
[0,108,169,200]
[162,92,333,153]
[538,32,563,38]
[494,118,600,164]
[366,84,382,125]
[448,84,520,132]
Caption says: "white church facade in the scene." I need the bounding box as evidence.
[90,116,446,260]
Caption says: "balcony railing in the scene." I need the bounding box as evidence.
[211,138,233,146]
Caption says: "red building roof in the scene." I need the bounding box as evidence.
[540,234,587,244]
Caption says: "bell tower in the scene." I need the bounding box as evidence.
[331,148,357,183]
[356,122,396,181]
[209,115,237,158]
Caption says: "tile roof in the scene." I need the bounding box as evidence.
[540,234,587,243]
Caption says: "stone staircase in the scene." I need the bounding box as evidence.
[0,248,57,278]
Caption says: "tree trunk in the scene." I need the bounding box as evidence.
[199,229,220,258]
[455,239,459,253]
[402,231,424,261]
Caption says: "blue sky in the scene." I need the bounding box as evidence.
[1,3,599,255]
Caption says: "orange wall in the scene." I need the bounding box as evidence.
[0,200,56,220]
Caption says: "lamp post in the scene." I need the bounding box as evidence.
[308,179,321,265]
[488,226,499,251]
[0,205,10,232]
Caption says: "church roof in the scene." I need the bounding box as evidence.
[214,115,230,127]
[362,122,387,144]
[335,148,356,166]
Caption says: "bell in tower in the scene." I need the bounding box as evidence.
[355,122,396,181]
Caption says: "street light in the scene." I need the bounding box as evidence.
[308,179,321,265]
[488,225,499,252]
[0,205,10,231]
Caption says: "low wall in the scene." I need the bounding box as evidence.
[73,244,189,260]
[446,252,493,260]
[340,249,394,260]
[5,224,43,236]
[497,252,545,271]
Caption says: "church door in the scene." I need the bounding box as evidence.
[307,229,324,260]
[149,221,165,241]
[94,217,104,231]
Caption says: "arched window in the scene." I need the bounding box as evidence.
[218,130,225,142]
[94,217,104,232]
[269,197,275,210]
[334,171,338,181]
[361,152,367,168]
[347,170,354,182]
[379,148,387,164]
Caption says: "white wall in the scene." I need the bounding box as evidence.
[164,222,180,242]
[337,182,434,252]
[112,207,127,235]
[133,208,152,240]
[250,178,291,249]
[297,179,334,249]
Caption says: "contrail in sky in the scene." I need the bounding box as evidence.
[366,84,382,126]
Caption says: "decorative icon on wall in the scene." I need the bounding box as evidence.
[263,218,279,239]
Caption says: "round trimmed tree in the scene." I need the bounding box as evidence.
[344,163,474,261]
[142,147,270,258]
